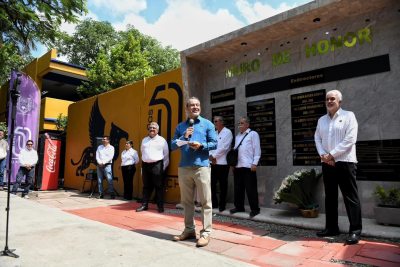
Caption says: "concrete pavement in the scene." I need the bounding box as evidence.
[0,191,254,267]
[1,190,399,267]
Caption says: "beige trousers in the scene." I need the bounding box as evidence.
[178,166,212,237]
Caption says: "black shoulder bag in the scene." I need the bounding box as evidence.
[226,131,251,167]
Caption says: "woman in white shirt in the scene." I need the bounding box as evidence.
[120,140,139,200]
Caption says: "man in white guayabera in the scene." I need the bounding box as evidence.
[12,139,38,198]
[314,89,362,245]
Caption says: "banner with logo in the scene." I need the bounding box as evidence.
[7,71,40,183]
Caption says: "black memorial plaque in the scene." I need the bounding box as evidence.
[356,139,400,181]
[212,105,235,134]
[210,88,235,104]
[291,89,326,165]
[246,54,390,97]
[247,99,277,166]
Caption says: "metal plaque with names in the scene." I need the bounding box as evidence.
[247,98,277,166]
[211,105,235,135]
[210,88,235,104]
[291,89,326,165]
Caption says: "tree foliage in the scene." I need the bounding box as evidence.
[55,19,117,67]
[0,0,87,85]
[77,32,153,98]
[0,0,87,51]
[57,20,181,97]
[0,43,32,85]
[55,113,68,133]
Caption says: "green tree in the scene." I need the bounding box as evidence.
[0,0,87,51]
[77,33,153,98]
[0,43,32,85]
[0,0,87,85]
[55,113,68,133]
[55,19,118,67]
[122,26,180,75]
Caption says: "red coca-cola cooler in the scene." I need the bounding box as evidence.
[36,132,63,190]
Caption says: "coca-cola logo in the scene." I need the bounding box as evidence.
[45,141,57,173]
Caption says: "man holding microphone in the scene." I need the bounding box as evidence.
[171,97,217,247]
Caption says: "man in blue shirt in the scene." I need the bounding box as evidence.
[171,97,217,247]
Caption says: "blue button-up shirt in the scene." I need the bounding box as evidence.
[171,116,217,167]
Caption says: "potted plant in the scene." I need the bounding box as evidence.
[374,185,400,226]
[273,168,322,218]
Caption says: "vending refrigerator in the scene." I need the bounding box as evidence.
[35,133,63,190]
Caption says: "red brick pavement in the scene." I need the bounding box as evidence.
[67,202,400,267]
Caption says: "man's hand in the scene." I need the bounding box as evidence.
[189,141,202,150]
[321,154,335,166]
[185,127,194,139]
[251,164,257,172]
[209,155,216,165]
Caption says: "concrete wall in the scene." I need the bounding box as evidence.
[182,4,400,218]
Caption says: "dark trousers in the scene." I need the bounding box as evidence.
[12,166,35,195]
[122,165,136,200]
[322,162,362,234]
[211,164,230,209]
[142,160,164,208]
[233,167,260,212]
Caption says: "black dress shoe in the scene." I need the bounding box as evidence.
[346,233,360,245]
[158,207,164,213]
[136,205,148,212]
[98,194,104,199]
[316,229,340,237]
[229,208,245,214]
[249,210,260,218]
[110,194,115,199]
[219,207,225,212]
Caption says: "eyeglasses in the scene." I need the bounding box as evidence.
[27,143,33,146]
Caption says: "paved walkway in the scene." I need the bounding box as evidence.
[1,190,400,267]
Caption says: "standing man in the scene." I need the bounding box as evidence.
[209,116,233,212]
[137,122,169,213]
[230,117,261,218]
[96,135,115,199]
[171,97,217,247]
[0,129,8,190]
[12,140,38,198]
[314,89,362,245]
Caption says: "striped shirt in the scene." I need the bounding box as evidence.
[314,108,358,163]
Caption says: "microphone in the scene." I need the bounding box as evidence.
[188,119,194,138]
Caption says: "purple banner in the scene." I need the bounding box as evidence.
[7,71,40,183]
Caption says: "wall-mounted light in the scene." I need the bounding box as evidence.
[303,37,308,40]
[286,41,290,44]
[365,18,370,22]
[280,44,283,47]
[325,31,329,35]
[241,42,247,46]
[244,54,247,57]
[313,18,320,23]
[333,28,337,31]
[224,60,228,63]
[257,52,261,56]
[265,48,269,51]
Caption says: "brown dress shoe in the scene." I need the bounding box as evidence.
[196,235,210,247]
[173,231,196,241]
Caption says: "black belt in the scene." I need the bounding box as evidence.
[142,160,162,165]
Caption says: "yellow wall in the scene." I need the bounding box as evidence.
[0,49,85,128]
[64,69,184,203]
[40,97,74,131]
